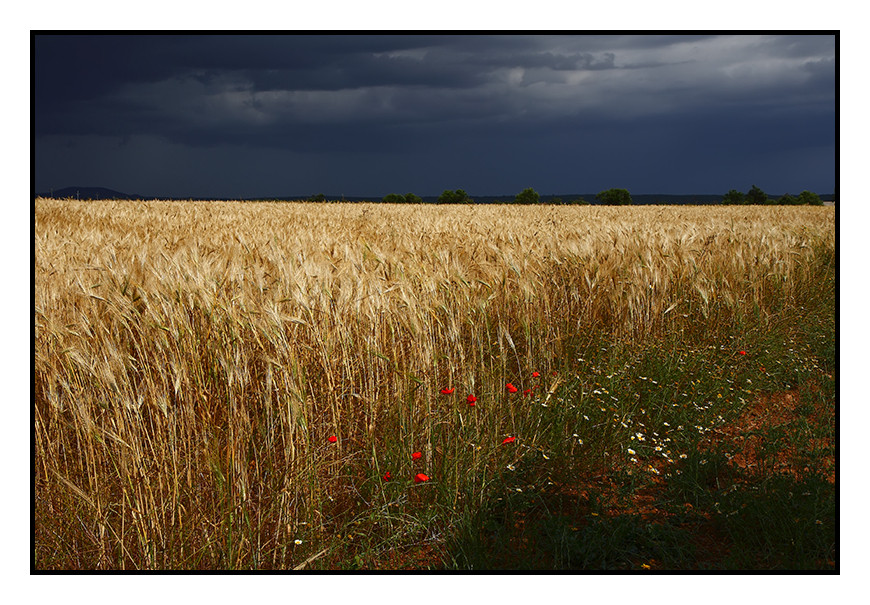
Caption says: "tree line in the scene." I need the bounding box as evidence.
[374,187,632,205]
[720,185,824,206]
[306,186,826,205]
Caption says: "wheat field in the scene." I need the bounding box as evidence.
[33,198,835,569]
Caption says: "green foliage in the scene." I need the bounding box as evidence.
[571,198,590,205]
[595,188,633,206]
[514,187,541,205]
[721,189,745,205]
[798,190,823,206]
[382,193,424,204]
[745,185,768,205]
[723,189,823,206]
[308,193,327,202]
[715,473,835,569]
[438,189,472,204]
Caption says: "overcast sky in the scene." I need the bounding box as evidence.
[33,33,836,198]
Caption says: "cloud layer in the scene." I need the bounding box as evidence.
[34,34,836,197]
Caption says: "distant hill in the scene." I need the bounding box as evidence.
[37,186,147,200]
[36,188,835,205]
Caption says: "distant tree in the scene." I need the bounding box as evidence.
[721,189,745,205]
[382,193,405,203]
[438,189,471,204]
[595,188,633,205]
[745,185,768,205]
[404,193,423,204]
[571,197,590,205]
[551,197,563,205]
[797,190,823,206]
[437,190,453,204]
[778,193,799,206]
[309,193,327,202]
[514,187,540,204]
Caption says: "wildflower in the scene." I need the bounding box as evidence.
[440,387,455,395]
[467,394,477,405]
[411,451,422,460]
[414,473,429,484]
[294,539,303,545]
[523,389,532,396]
[738,350,747,356]
[532,371,540,378]
[506,464,515,471]
[506,383,518,393]
[627,448,636,455]
[328,435,338,443]
[382,471,392,481]
[502,436,516,445]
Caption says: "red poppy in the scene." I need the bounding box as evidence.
[738,350,747,355]
[551,371,558,376]
[414,473,430,484]
[532,371,540,378]
[440,387,455,395]
[502,436,516,445]
[328,435,337,443]
[412,451,422,460]
[382,471,392,481]
[467,394,477,405]
[506,383,518,393]
[523,389,532,396]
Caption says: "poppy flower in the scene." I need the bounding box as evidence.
[506,383,518,393]
[502,436,516,445]
[532,371,540,378]
[440,387,455,395]
[414,473,429,484]
[467,394,477,406]
[523,389,532,396]
[411,451,422,460]
[738,350,747,355]
[328,435,337,443]
[382,471,392,481]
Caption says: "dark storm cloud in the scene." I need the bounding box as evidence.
[34,33,835,197]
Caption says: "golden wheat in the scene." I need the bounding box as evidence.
[34,198,834,568]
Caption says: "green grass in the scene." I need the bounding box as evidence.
[434,278,836,570]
